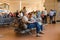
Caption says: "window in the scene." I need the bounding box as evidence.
[0,3,9,10]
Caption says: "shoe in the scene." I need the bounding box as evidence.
[39,32,44,34]
[36,33,40,37]
[28,32,32,35]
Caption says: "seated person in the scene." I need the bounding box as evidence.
[36,17,44,34]
[32,13,44,34]
[22,13,41,37]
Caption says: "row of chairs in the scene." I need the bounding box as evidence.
[0,17,14,25]
[14,18,33,34]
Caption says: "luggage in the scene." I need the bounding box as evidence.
[52,21,56,24]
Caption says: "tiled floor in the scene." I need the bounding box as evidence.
[0,23,60,40]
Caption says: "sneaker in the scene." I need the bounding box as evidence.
[39,32,44,34]
[36,33,40,37]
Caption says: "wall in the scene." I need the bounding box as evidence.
[0,0,45,12]
[0,0,9,9]
[57,2,60,20]
[0,0,20,12]
[45,0,60,20]
[21,0,45,12]
[0,0,60,20]
[9,1,20,12]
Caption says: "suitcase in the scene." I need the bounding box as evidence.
[52,21,56,24]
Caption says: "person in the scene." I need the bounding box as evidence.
[43,9,48,24]
[22,13,41,37]
[49,9,54,24]
[41,11,45,24]
[32,11,44,34]
[9,12,13,17]
[36,10,41,18]
[15,10,19,18]
[1,12,5,18]
[53,10,56,21]
[36,17,44,34]
[22,7,27,16]
[32,11,36,19]
[18,11,23,18]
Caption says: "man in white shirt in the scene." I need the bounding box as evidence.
[43,9,48,24]
[49,11,54,16]
[49,9,54,23]
[18,11,23,18]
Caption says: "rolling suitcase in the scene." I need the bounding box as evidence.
[52,21,56,24]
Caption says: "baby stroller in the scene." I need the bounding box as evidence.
[14,18,31,34]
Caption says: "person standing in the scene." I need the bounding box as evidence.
[53,10,56,22]
[49,9,54,24]
[22,7,27,16]
[15,10,19,18]
[18,11,23,18]
[43,9,48,24]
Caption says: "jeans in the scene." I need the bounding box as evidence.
[27,22,41,33]
[44,15,47,24]
[40,25,43,31]
[50,16,53,23]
